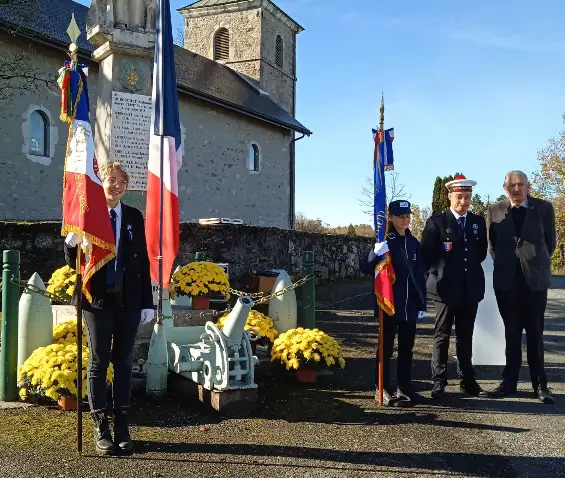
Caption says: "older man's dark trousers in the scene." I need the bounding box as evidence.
[376,317,417,391]
[83,304,140,412]
[431,301,478,384]
[495,266,548,390]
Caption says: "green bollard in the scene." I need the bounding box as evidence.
[194,251,203,261]
[1,250,20,401]
[297,250,315,329]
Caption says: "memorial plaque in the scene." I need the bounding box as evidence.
[110,91,152,191]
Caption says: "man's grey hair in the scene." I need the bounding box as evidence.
[504,170,529,187]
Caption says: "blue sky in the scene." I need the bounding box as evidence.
[75,0,565,226]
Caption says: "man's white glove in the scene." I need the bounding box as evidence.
[417,311,426,321]
[140,309,155,325]
[373,241,389,256]
[65,232,82,247]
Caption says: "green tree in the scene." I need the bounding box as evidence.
[432,177,443,214]
[470,194,491,217]
[410,204,432,240]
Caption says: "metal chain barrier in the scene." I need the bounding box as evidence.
[5,271,316,315]
[229,273,315,305]
[9,277,72,304]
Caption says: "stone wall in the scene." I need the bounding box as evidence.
[0,222,372,288]
[0,32,294,228]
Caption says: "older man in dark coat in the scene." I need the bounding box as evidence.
[487,170,556,404]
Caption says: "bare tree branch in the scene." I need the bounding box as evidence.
[0,0,56,102]
[358,171,411,217]
[174,26,185,47]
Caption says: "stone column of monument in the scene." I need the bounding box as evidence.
[86,0,157,210]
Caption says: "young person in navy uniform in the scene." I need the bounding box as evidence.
[360,200,427,406]
[420,175,488,399]
[65,162,155,456]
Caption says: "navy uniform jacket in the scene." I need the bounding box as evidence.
[64,203,153,311]
[420,210,487,306]
[360,229,427,321]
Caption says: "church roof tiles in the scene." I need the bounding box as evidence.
[0,0,310,135]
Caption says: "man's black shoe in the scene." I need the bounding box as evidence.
[431,381,445,399]
[491,381,517,398]
[535,386,555,405]
[375,388,395,406]
[460,380,489,397]
[113,409,134,455]
[91,411,116,456]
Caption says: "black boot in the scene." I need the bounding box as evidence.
[91,411,116,456]
[113,408,134,455]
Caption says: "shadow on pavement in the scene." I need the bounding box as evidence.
[112,442,563,478]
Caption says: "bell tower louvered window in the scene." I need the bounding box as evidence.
[275,35,283,68]
[214,28,230,61]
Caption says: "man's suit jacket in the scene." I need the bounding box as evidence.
[65,203,153,311]
[420,210,488,306]
[486,196,556,292]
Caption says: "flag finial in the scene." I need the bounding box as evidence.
[66,13,81,61]
[379,93,385,132]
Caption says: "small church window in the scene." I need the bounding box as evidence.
[275,35,283,68]
[214,28,230,61]
[29,110,49,157]
[248,143,260,172]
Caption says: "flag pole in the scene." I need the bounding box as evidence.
[158,136,164,324]
[67,39,84,454]
[75,244,83,453]
[377,94,385,407]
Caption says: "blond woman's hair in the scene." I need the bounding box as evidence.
[100,161,130,185]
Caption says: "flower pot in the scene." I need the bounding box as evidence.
[58,395,78,411]
[192,295,210,310]
[296,368,317,383]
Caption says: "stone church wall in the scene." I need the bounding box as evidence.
[0,34,293,228]
[0,221,372,289]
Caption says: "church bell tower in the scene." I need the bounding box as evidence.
[179,0,303,116]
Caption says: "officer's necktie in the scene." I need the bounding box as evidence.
[106,209,117,286]
[457,216,466,231]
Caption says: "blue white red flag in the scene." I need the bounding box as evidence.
[372,127,394,170]
[146,0,182,289]
[58,62,116,302]
[373,128,395,316]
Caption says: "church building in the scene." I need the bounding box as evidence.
[0,0,311,229]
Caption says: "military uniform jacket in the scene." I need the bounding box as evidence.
[487,197,556,292]
[420,210,488,306]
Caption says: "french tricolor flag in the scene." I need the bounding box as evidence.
[145,0,182,290]
[59,62,116,303]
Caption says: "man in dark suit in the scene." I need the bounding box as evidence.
[65,162,154,455]
[487,170,556,404]
[421,175,488,398]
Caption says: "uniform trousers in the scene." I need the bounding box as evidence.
[431,301,478,384]
[495,266,548,390]
[376,317,417,391]
[83,302,140,412]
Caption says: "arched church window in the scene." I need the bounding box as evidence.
[214,28,230,61]
[248,143,260,172]
[29,110,49,157]
[275,35,283,68]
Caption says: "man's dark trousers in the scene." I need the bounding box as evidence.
[495,266,548,390]
[431,300,478,384]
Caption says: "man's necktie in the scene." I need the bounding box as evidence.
[457,217,466,231]
[106,209,117,286]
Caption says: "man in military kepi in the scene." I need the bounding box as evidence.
[421,174,488,398]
